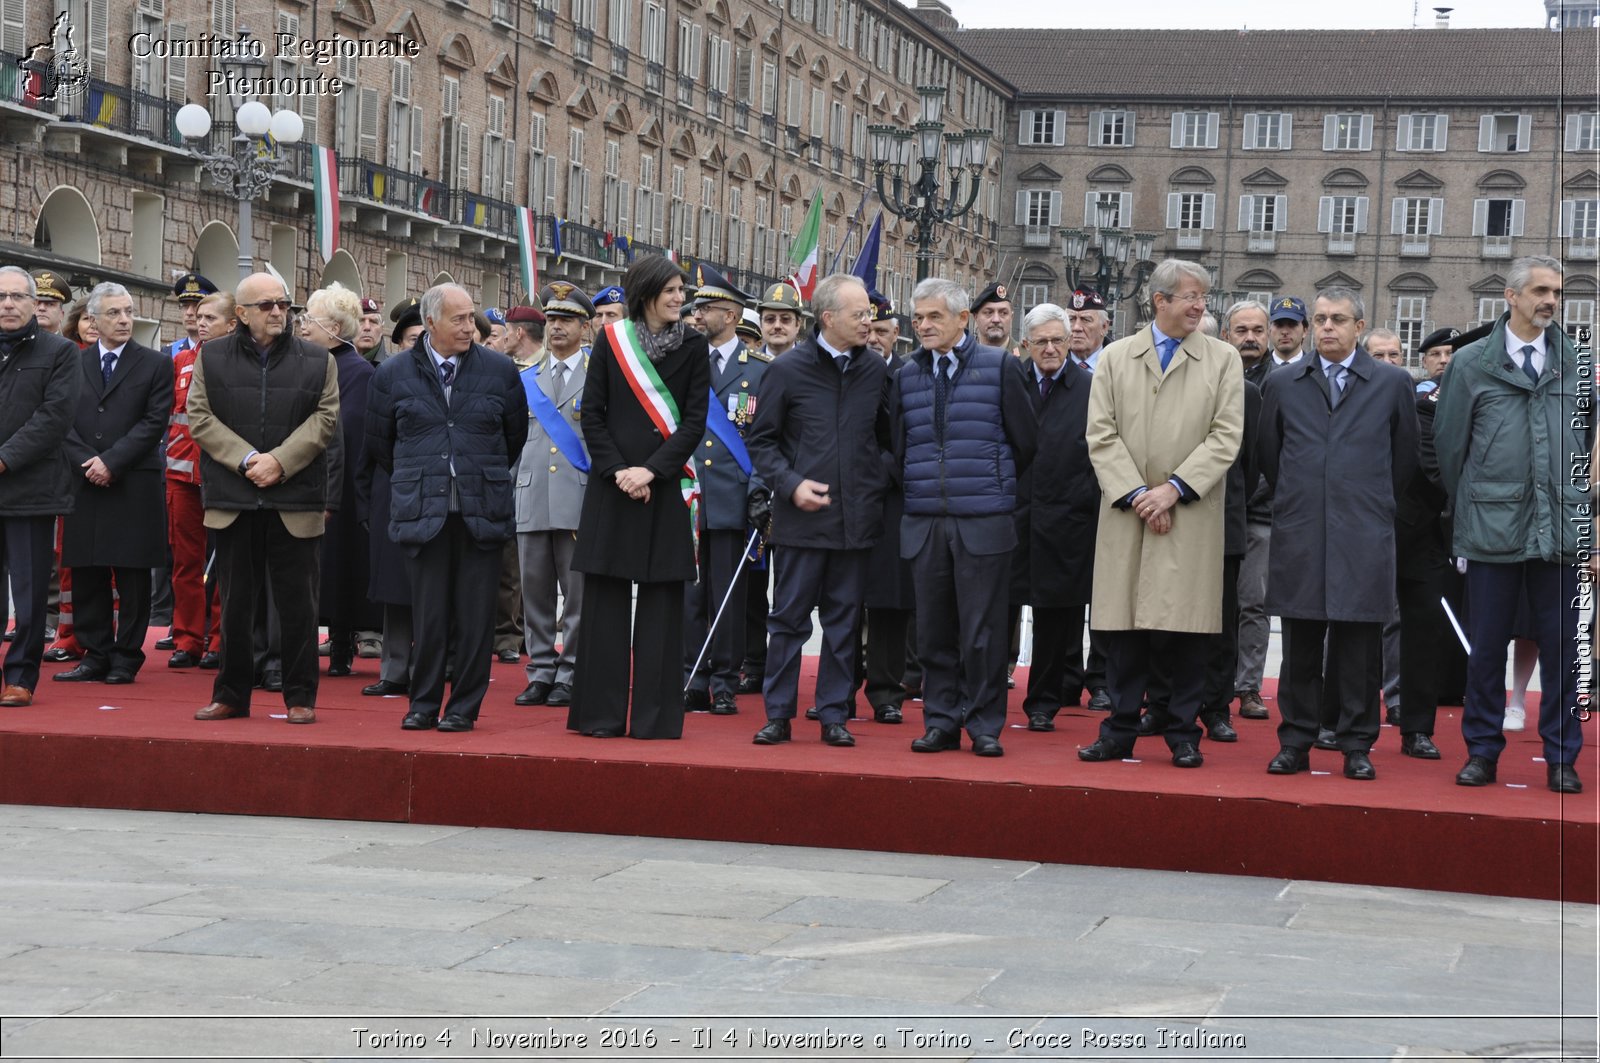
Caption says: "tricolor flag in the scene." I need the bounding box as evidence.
[516,206,539,299]
[785,192,823,301]
[313,146,340,264]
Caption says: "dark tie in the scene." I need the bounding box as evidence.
[834,353,849,374]
[933,354,950,445]
[101,350,115,386]
[1158,337,1178,372]
[1326,363,1346,409]
[439,359,455,387]
[1040,373,1054,400]
[1519,344,1539,386]
[1076,359,1091,374]
[712,349,724,377]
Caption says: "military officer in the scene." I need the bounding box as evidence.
[31,271,71,335]
[685,266,772,715]
[591,286,626,328]
[513,287,592,707]
[167,273,218,357]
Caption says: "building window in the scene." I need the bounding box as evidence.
[1243,112,1290,150]
[1397,113,1447,151]
[1018,283,1050,310]
[535,0,555,42]
[1165,192,1215,249]
[1395,296,1428,356]
[1472,197,1525,257]
[1083,190,1129,229]
[1566,113,1599,152]
[1238,194,1285,252]
[1563,199,1599,258]
[1392,196,1443,256]
[1478,113,1531,153]
[573,0,596,62]
[1565,300,1595,348]
[642,2,666,92]
[1019,108,1064,146]
[1089,109,1134,148]
[1323,112,1373,151]
[1477,297,1508,325]
[1318,194,1369,254]
[1015,189,1060,247]
[1170,111,1218,149]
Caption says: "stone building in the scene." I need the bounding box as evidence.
[959,26,1598,363]
[0,0,1008,343]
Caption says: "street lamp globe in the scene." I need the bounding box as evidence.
[175,103,212,140]
[235,100,272,137]
[269,109,304,144]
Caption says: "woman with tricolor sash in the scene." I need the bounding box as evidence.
[568,256,710,739]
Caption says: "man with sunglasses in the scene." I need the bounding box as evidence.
[186,273,340,725]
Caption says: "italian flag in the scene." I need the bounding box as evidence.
[785,192,823,302]
[312,146,340,264]
[516,206,539,300]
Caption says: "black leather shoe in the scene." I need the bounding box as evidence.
[1027,712,1055,732]
[1201,713,1238,743]
[1314,728,1340,751]
[546,682,572,706]
[971,734,1004,757]
[327,659,353,678]
[104,670,134,685]
[1267,747,1310,774]
[1456,755,1497,786]
[583,726,624,738]
[821,722,855,747]
[1343,750,1376,780]
[437,715,474,732]
[1549,764,1583,794]
[496,649,521,664]
[1136,712,1161,737]
[1171,742,1204,768]
[259,668,283,692]
[42,647,80,663]
[752,719,791,745]
[736,673,763,694]
[1077,737,1132,762]
[52,663,106,682]
[515,680,552,706]
[154,635,176,651]
[401,712,437,730]
[685,688,711,713]
[911,727,960,753]
[1400,732,1440,759]
[199,651,221,670]
[1385,705,1402,727]
[873,704,903,724]
[168,650,199,669]
[804,706,820,720]
[363,679,409,697]
[711,692,738,715]
[1087,688,1112,712]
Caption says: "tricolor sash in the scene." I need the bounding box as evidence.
[605,320,699,515]
[521,364,590,473]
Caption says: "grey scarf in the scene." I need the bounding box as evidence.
[636,319,687,363]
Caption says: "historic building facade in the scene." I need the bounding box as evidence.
[0,0,1008,343]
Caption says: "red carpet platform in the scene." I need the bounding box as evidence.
[1,647,1594,904]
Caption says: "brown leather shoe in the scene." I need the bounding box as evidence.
[194,702,248,721]
[286,705,316,724]
[0,684,33,707]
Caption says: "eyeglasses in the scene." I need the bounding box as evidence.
[1311,314,1355,327]
[0,292,33,303]
[247,299,293,312]
[835,310,874,322]
[1162,292,1207,306]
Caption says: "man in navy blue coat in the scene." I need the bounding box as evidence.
[365,283,528,731]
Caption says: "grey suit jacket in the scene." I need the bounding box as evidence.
[514,351,589,532]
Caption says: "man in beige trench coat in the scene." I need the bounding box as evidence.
[1077,259,1243,769]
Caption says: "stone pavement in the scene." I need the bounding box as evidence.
[0,804,1593,1061]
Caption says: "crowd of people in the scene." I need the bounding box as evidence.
[0,252,1588,793]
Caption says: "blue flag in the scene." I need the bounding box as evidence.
[850,213,882,289]
[552,217,564,262]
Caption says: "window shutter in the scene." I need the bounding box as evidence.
[411,108,424,173]
[1170,112,1183,148]
[1119,191,1132,225]
[457,119,471,187]
[1280,115,1292,150]
[1355,196,1368,233]
[1084,191,1097,226]
[1566,115,1581,151]
[165,22,187,101]
[1435,115,1448,150]
[1014,190,1027,224]
[211,0,234,36]
[1429,197,1444,234]
[1166,193,1180,228]
[1243,113,1257,148]
[1206,112,1219,149]
[1358,114,1373,151]
[1273,195,1288,231]
[1237,194,1253,230]
[1471,198,1488,236]
[1201,193,1215,229]
[503,138,516,201]
[1511,198,1525,236]
[86,0,108,75]
[1562,200,1576,238]
[1391,197,1406,234]
[387,103,401,167]
[1318,195,1333,233]
[1124,112,1135,143]
[0,0,24,56]
[358,87,381,161]
[1516,114,1531,152]
[1052,110,1065,147]
[1088,110,1101,146]
[1048,191,1061,226]
[1018,109,1034,145]
[1396,114,1412,151]
[1322,114,1337,150]
[1478,115,1493,152]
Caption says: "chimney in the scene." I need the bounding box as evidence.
[1433,6,1454,27]
[912,0,959,34]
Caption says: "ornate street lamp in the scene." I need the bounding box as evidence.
[1060,218,1158,328]
[174,27,304,281]
[867,84,990,283]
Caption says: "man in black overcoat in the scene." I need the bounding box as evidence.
[56,283,173,685]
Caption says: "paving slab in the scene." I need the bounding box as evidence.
[2,804,470,845]
[0,945,332,996]
[142,918,512,969]
[0,907,217,950]
[472,905,804,953]
[596,858,948,901]
[761,895,1107,939]
[0,877,200,914]
[137,885,521,932]
[776,956,1002,1004]
[458,937,818,990]
[486,876,802,919]
[317,842,639,881]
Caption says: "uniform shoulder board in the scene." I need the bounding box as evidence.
[747,347,774,362]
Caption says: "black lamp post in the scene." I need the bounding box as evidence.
[1059,198,1158,325]
[867,85,990,283]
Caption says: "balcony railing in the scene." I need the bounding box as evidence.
[55,76,183,147]
[340,157,451,220]
[1327,233,1357,255]
[610,45,630,77]
[1022,225,1052,248]
[1246,230,1276,253]
[707,88,723,124]
[760,115,776,144]
[734,100,749,133]
[1482,234,1512,258]
[1571,238,1599,260]
[559,220,623,265]
[574,27,595,63]
[645,61,664,95]
[1400,234,1431,256]
[451,190,517,236]
[0,50,49,110]
[1175,229,1205,250]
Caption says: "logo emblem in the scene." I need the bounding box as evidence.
[549,282,574,301]
[1071,292,1085,310]
[27,13,89,105]
[995,285,1007,300]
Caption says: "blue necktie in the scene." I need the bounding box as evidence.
[1326,364,1347,409]
[439,359,456,387]
[101,350,115,386]
[1158,337,1178,371]
[1519,344,1539,386]
[933,354,951,445]
[834,353,850,374]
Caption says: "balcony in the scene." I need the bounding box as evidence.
[558,220,625,267]
[1175,229,1205,250]
[645,61,664,95]
[760,115,776,144]
[830,146,843,174]
[1327,233,1357,255]
[1246,230,1276,253]
[852,157,866,183]
[1023,225,1052,248]
[451,190,518,243]
[784,124,802,154]
[1571,238,1599,260]
[1400,235,1431,256]
[707,88,723,124]
[734,100,750,133]
[1482,234,1512,258]
[535,6,556,41]
[676,75,695,108]
[610,45,630,77]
